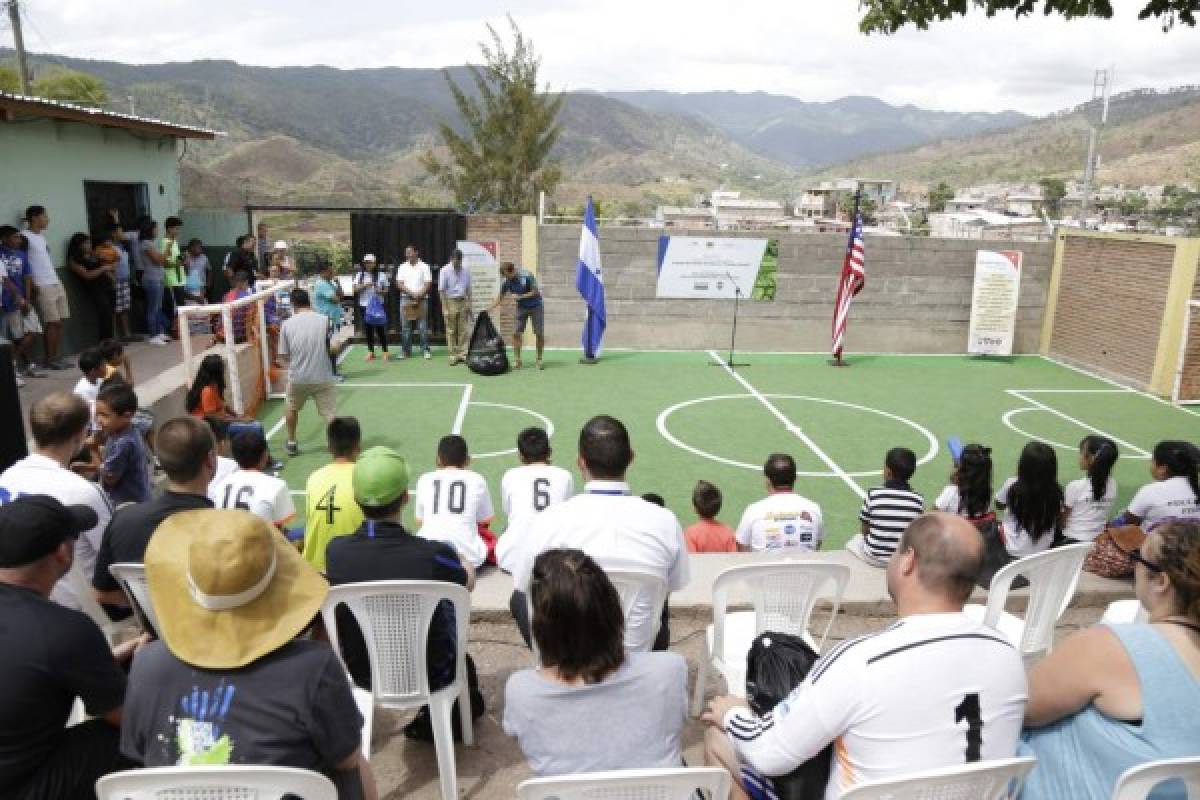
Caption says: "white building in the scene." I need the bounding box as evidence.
[929,210,1048,240]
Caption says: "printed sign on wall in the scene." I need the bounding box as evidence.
[967,249,1023,356]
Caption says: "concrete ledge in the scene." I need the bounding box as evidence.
[467,549,1134,623]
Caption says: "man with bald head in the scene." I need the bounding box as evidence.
[703,512,1028,799]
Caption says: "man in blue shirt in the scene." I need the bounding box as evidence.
[489,261,544,370]
[0,226,41,381]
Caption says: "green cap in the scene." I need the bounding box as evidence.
[353,446,409,506]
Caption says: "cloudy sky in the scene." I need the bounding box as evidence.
[10,0,1200,115]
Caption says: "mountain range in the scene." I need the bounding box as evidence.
[6,50,1198,207]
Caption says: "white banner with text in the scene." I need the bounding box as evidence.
[967,249,1023,356]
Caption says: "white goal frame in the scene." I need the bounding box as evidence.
[1172,299,1200,405]
[177,280,295,415]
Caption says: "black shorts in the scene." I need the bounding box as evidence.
[514,304,544,337]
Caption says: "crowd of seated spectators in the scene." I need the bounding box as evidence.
[0,388,1196,799]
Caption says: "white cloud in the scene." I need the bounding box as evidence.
[10,0,1200,114]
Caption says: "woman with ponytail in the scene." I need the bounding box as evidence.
[1125,440,1200,527]
[1062,436,1119,544]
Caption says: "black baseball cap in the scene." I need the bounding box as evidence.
[0,495,97,567]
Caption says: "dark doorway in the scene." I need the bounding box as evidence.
[83,181,149,236]
[351,212,467,337]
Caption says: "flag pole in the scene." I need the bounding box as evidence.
[580,309,598,364]
[829,190,864,368]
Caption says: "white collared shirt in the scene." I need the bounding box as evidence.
[396,260,432,298]
[508,480,691,651]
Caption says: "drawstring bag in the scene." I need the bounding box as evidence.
[466,311,509,376]
[744,632,831,800]
[364,293,387,327]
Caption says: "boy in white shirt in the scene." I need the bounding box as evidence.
[72,348,107,428]
[414,434,494,568]
[497,427,574,572]
[208,428,295,530]
[202,416,239,486]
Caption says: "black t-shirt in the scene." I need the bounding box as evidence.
[122,640,362,796]
[325,520,468,690]
[0,583,126,791]
[93,491,214,592]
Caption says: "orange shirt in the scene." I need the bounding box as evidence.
[684,518,738,553]
[191,385,226,418]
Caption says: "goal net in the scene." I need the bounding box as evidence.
[177,280,296,416]
[1173,300,1200,405]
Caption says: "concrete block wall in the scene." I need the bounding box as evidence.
[535,226,1053,353]
[465,215,525,267]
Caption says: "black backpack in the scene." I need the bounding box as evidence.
[744,632,832,800]
[466,311,509,376]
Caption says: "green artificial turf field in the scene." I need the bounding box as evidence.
[257,347,1200,547]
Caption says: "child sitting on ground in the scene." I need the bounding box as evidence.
[846,447,925,567]
[683,480,737,553]
[414,434,495,569]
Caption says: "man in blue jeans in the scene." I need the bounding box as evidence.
[395,245,432,360]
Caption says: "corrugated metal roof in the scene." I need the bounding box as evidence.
[0,92,223,139]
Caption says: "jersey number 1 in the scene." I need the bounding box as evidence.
[432,480,466,514]
[955,693,982,763]
[222,485,252,511]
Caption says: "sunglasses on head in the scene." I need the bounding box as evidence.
[1128,547,1163,573]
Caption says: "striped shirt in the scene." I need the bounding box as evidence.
[858,482,924,563]
[723,612,1027,799]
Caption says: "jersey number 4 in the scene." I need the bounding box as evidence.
[431,480,466,514]
[955,693,983,763]
[315,485,341,525]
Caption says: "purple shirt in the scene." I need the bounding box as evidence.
[103,427,151,506]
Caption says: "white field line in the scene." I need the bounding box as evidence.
[706,350,865,499]
[543,346,1023,357]
[1037,354,1200,417]
[452,383,474,435]
[1006,389,1151,458]
[337,344,354,365]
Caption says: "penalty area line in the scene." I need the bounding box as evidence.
[706,350,866,500]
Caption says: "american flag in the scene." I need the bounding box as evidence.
[831,192,866,360]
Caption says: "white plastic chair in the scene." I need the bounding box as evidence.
[529,567,669,662]
[691,561,851,716]
[516,767,731,800]
[963,543,1091,662]
[1112,756,1200,800]
[1101,598,1149,625]
[320,581,473,800]
[95,765,336,799]
[838,757,1036,799]
[109,562,159,636]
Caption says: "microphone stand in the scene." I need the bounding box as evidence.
[711,272,750,368]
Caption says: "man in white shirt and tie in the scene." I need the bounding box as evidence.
[505,415,690,652]
[395,245,432,360]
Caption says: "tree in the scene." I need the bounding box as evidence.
[0,64,20,93]
[859,0,1197,34]
[422,17,564,214]
[1039,177,1067,218]
[31,67,109,106]
[927,181,954,212]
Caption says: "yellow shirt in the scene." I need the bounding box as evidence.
[302,461,363,570]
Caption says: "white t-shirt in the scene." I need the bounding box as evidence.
[208,468,295,526]
[735,491,824,552]
[74,376,99,424]
[354,270,390,308]
[21,229,59,287]
[995,477,1054,558]
[0,453,114,610]
[497,463,575,572]
[414,468,494,567]
[212,456,238,486]
[1128,475,1200,526]
[723,612,1028,799]
[395,260,432,299]
[1062,475,1118,542]
[506,481,691,652]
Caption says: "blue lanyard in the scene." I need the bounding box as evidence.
[366,520,377,539]
[586,489,630,496]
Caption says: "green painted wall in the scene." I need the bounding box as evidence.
[0,117,184,354]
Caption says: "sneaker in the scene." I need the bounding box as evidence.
[399,351,410,359]
[148,335,167,346]
[285,440,299,456]
[15,374,25,388]
[536,360,544,370]
[365,352,375,362]
[22,364,45,378]
[423,351,432,360]
[382,352,391,362]
[47,358,70,370]
[335,374,347,384]
[268,458,285,472]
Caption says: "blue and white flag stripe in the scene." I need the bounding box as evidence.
[575,196,607,358]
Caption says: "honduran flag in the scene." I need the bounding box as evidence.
[576,196,607,359]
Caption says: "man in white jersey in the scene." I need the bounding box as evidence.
[414,434,494,568]
[0,392,112,610]
[208,428,295,529]
[703,512,1028,799]
[505,415,690,652]
[496,427,574,573]
[736,453,824,552]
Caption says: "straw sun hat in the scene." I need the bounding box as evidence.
[145,509,328,669]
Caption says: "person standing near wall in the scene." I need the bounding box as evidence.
[21,206,71,370]
[489,261,544,370]
[438,249,472,365]
[137,218,169,346]
[395,245,432,360]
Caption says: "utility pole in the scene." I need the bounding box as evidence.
[1079,68,1113,227]
[7,0,32,95]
